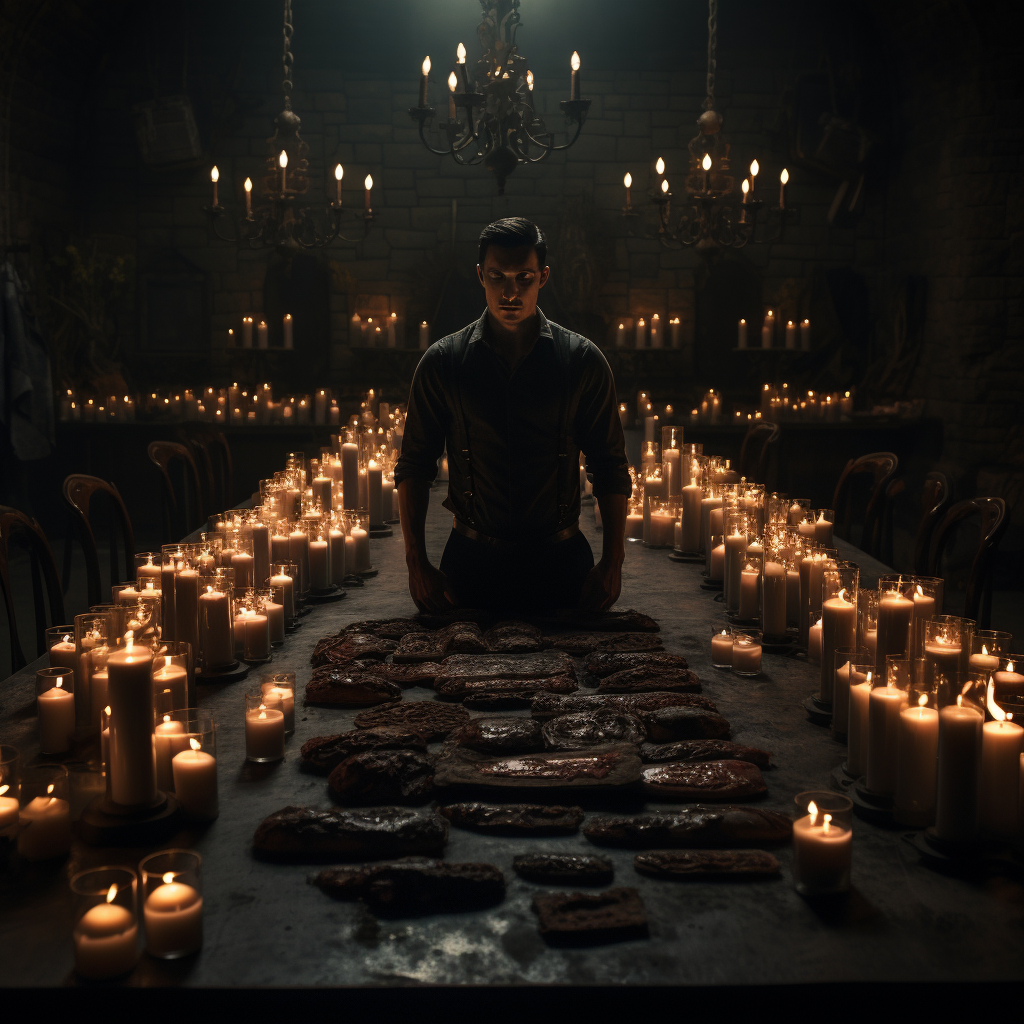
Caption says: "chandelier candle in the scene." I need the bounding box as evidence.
[210,166,219,207]
[779,167,789,208]
[282,314,292,350]
[279,149,288,192]
[420,56,430,106]
[570,51,580,99]
[935,697,983,842]
[107,637,157,807]
[334,163,343,204]
[364,174,373,214]
[737,318,747,349]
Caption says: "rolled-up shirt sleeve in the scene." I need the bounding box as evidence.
[575,342,632,499]
[394,343,450,488]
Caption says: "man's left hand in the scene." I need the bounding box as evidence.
[580,557,622,612]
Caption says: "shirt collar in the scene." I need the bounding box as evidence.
[469,307,554,343]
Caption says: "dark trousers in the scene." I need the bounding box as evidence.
[439,528,595,612]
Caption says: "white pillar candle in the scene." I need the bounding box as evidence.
[798,553,815,644]
[308,538,330,591]
[935,699,983,842]
[669,317,681,347]
[288,530,310,593]
[699,496,721,555]
[0,788,19,831]
[792,807,852,895]
[663,448,681,498]
[761,318,773,349]
[161,562,177,640]
[814,514,833,547]
[969,647,1000,673]
[649,314,661,348]
[649,510,675,548]
[644,416,656,442]
[107,642,157,807]
[798,520,816,541]
[979,714,1024,840]
[732,638,762,675]
[832,661,866,737]
[625,509,644,540]
[711,631,733,667]
[709,541,725,582]
[876,589,914,679]
[738,566,760,621]
[270,573,295,621]
[924,638,962,692]
[154,718,189,792]
[724,530,747,612]
[866,684,906,795]
[800,318,812,351]
[74,902,138,980]
[419,321,430,348]
[737,318,747,349]
[18,793,71,860]
[89,663,109,734]
[368,460,384,527]
[616,322,627,348]
[785,320,797,350]
[895,699,939,826]
[358,466,368,510]
[144,879,203,957]
[152,664,188,713]
[820,591,857,703]
[808,618,822,664]
[174,570,201,663]
[312,475,332,513]
[241,317,253,348]
[341,442,359,510]
[261,684,296,733]
[271,531,290,564]
[382,478,395,521]
[38,679,76,754]
[244,614,270,661]
[635,317,646,348]
[349,526,370,573]
[251,524,270,589]
[786,564,801,628]
[863,628,877,664]
[245,705,285,761]
[172,742,218,820]
[230,552,254,591]
[329,527,346,584]
[199,589,233,668]
[847,676,873,777]
[266,601,285,644]
[762,561,787,637]
[680,483,701,552]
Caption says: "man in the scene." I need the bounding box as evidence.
[395,217,631,614]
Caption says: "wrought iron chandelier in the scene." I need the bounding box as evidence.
[204,1,375,251]
[409,0,591,195]
[622,0,790,250]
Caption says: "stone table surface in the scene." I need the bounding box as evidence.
[1,500,1021,990]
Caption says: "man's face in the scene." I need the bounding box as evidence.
[477,245,549,329]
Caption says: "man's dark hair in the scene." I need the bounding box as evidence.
[478,217,547,267]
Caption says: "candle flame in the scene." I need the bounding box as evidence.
[448,71,458,92]
[46,784,54,795]
[661,179,669,193]
[981,645,988,656]
[163,714,171,724]
[822,813,832,835]
[916,584,923,596]
[807,800,818,825]
[526,70,534,90]
[702,153,712,172]
[364,174,373,190]
[105,705,111,715]
[457,42,466,62]
[1009,661,1016,672]
[63,633,72,643]
[780,167,789,184]
[918,693,928,707]
[655,157,665,175]
[742,178,749,194]
[956,694,963,707]
[750,159,759,177]
[422,56,431,75]
[190,738,201,752]
[866,671,873,684]
[279,150,288,169]
[244,177,252,193]
[106,884,118,903]
[986,677,1006,721]
[838,589,846,601]
[125,629,134,651]
[571,51,581,71]
[0,785,7,796]
[335,163,343,181]
[162,872,175,885]
[210,166,219,182]
[56,677,63,689]
[623,172,632,188]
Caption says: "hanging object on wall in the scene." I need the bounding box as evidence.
[620,0,791,251]
[409,0,591,195]
[203,1,375,251]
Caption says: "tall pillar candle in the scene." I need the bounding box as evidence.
[866,683,905,794]
[38,678,76,754]
[820,591,857,704]
[230,552,254,591]
[979,711,1024,839]
[935,699,983,842]
[663,448,681,498]
[199,588,233,668]
[174,570,201,663]
[680,482,701,552]
[251,523,271,590]
[107,641,157,806]
[847,675,873,778]
[368,460,384,528]
[724,530,747,613]
[312,474,332,513]
[154,718,189,792]
[329,525,346,584]
[895,698,939,826]
[161,561,177,641]
[309,536,330,591]
[347,525,370,573]
[876,587,914,679]
[341,442,359,510]
[288,529,310,593]
[832,659,867,738]
[762,561,787,638]
[269,572,294,622]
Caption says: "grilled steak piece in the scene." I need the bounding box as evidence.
[639,739,772,768]
[513,854,614,886]
[342,619,428,640]
[437,651,575,682]
[353,700,469,740]
[532,692,717,721]
[450,717,545,754]
[541,710,645,750]
[585,651,689,677]
[533,609,660,633]
[596,667,702,694]
[362,661,444,687]
[433,742,642,796]
[300,728,426,774]
[583,807,793,849]
[311,634,396,667]
[439,802,585,835]
[304,671,402,707]
[634,849,781,879]
[328,750,435,806]
[547,633,664,656]
[462,691,538,710]
[532,888,648,946]
[483,621,548,653]
[641,760,767,802]
[435,673,579,700]
[312,858,505,915]
[253,806,448,862]
[640,706,731,741]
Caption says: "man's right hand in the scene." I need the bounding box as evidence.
[407,556,457,613]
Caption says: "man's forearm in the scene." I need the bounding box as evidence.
[398,478,432,564]
[596,493,627,563]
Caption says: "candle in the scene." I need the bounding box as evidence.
[199,588,233,669]
[761,310,774,349]
[792,803,852,896]
[649,313,661,349]
[786,563,801,628]
[625,508,643,540]
[329,526,347,585]
[368,459,384,527]
[288,529,310,593]
[979,684,1024,839]
[161,561,177,640]
[738,564,760,621]
[680,481,701,552]
[419,321,429,349]
[154,717,189,792]
[18,788,71,860]
[270,572,295,622]
[210,165,219,206]
[832,660,867,738]
[0,784,18,832]
[309,537,330,591]
[251,522,271,589]
[923,635,961,693]
[348,526,370,573]
[152,663,188,713]
[814,513,833,547]
[935,698,983,842]
[282,314,293,350]
[669,316,680,348]
[709,541,725,582]
[648,508,675,548]
[711,630,733,668]
[107,639,157,807]
[341,442,359,510]
[724,529,747,612]
[244,612,270,661]
[257,320,269,349]
[244,177,252,216]
[663,447,681,498]
[38,677,76,754]
[808,617,822,664]
[911,584,936,643]
[800,318,811,351]
[261,684,296,734]
[265,601,285,644]
[74,894,138,979]
[847,673,873,777]
[279,148,288,192]
[622,173,632,212]
[245,704,285,762]
[334,163,343,204]
[175,569,201,664]
[866,683,906,795]
[231,551,254,591]
[969,645,1000,673]
[779,167,789,208]
[312,474,332,514]
[173,740,218,820]
[895,695,940,826]
[635,317,646,348]
[419,55,430,105]
[570,50,580,99]
[762,561,787,637]
[382,478,395,524]
[876,588,914,679]
[732,635,762,676]
[364,173,373,213]
[144,875,203,958]
[820,589,857,703]
[785,320,796,350]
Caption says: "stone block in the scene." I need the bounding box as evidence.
[417,177,465,197]
[381,189,419,208]
[380,144,440,169]
[343,80,392,98]
[353,143,383,164]
[344,123,394,142]
[385,228,438,249]
[314,93,347,112]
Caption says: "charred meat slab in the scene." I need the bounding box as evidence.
[531,692,717,721]
[634,849,781,879]
[304,671,402,707]
[532,887,649,946]
[438,803,585,835]
[449,717,546,755]
[300,728,427,775]
[353,701,469,741]
[639,739,772,768]
[584,651,689,677]
[583,807,793,849]
[641,760,768,802]
[541,710,645,750]
[640,705,731,742]
[595,667,702,694]
[513,853,614,886]
[328,750,435,806]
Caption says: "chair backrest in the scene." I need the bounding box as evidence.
[831,452,899,560]
[61,474,136,608]
[210,431,234,511]
[148,440,205,542]
[738,422,781,485]
[178,430,217,522]
[912,471,953,576]
[0,506,67,674]
[928,496,1008,629]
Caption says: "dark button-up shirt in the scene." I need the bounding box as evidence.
[394,309,631,543]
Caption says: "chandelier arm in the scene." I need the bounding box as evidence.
[416,118,459,156]
[545,118,586,153]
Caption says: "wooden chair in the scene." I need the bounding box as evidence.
[61,475,136,608]
[0,506,67,674]
[738,422,780,485]
[210,431,234,511]
[148,441,205,542]
[911,471,953,575]
[831,452,899,560]
[928,496,1008,629]
[178,430,217,522]
[182,429,234,515]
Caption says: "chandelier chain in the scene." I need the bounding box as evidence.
[704,0,717,112]
[282,0,294,109]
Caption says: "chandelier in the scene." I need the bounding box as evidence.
[622,0,790,250]
[409,0,591,195]
[204,1,375,251]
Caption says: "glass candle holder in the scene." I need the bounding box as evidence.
[796,512,817,543]
[792,791,853,896]
[761,555,788,640]
[18,763,71,861]
[640,440,660,471]
[876,575,915,679]
[709,627,732,668]
[160,544,185,641]
[245,692,285,762]
[707,530,725,583]
[864,657,911,796]
[723,511,750,613]
[46,624,77,673]
[135,551,162,588]
[923,618,964,705]
[346,512,371,574]
[831,647,872,742]
[970,631,1011,674]
[198,579,235,671]
[646,498,675,549]
[152,641,193,715]
[75,611,117,734]
[0,745,20,837]
[819,562,859,705]
[858,589,878,663]
[140,849,203,959]
[895,689,940,828]
[36,667,76,755]
[992,655,1024,701]
[269,563,297,626]
[812,509,835,548]
[738,557,762,623]
[308,524,332,591]
[906,576,943,657]
[242,590,272,663]
[787,498,812,526]
[227,534,255,591]
[328,512,348,585]
[731,628,762,677]
[163,712,218,821]
[71,866,140,980]
[260,672,296,735]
